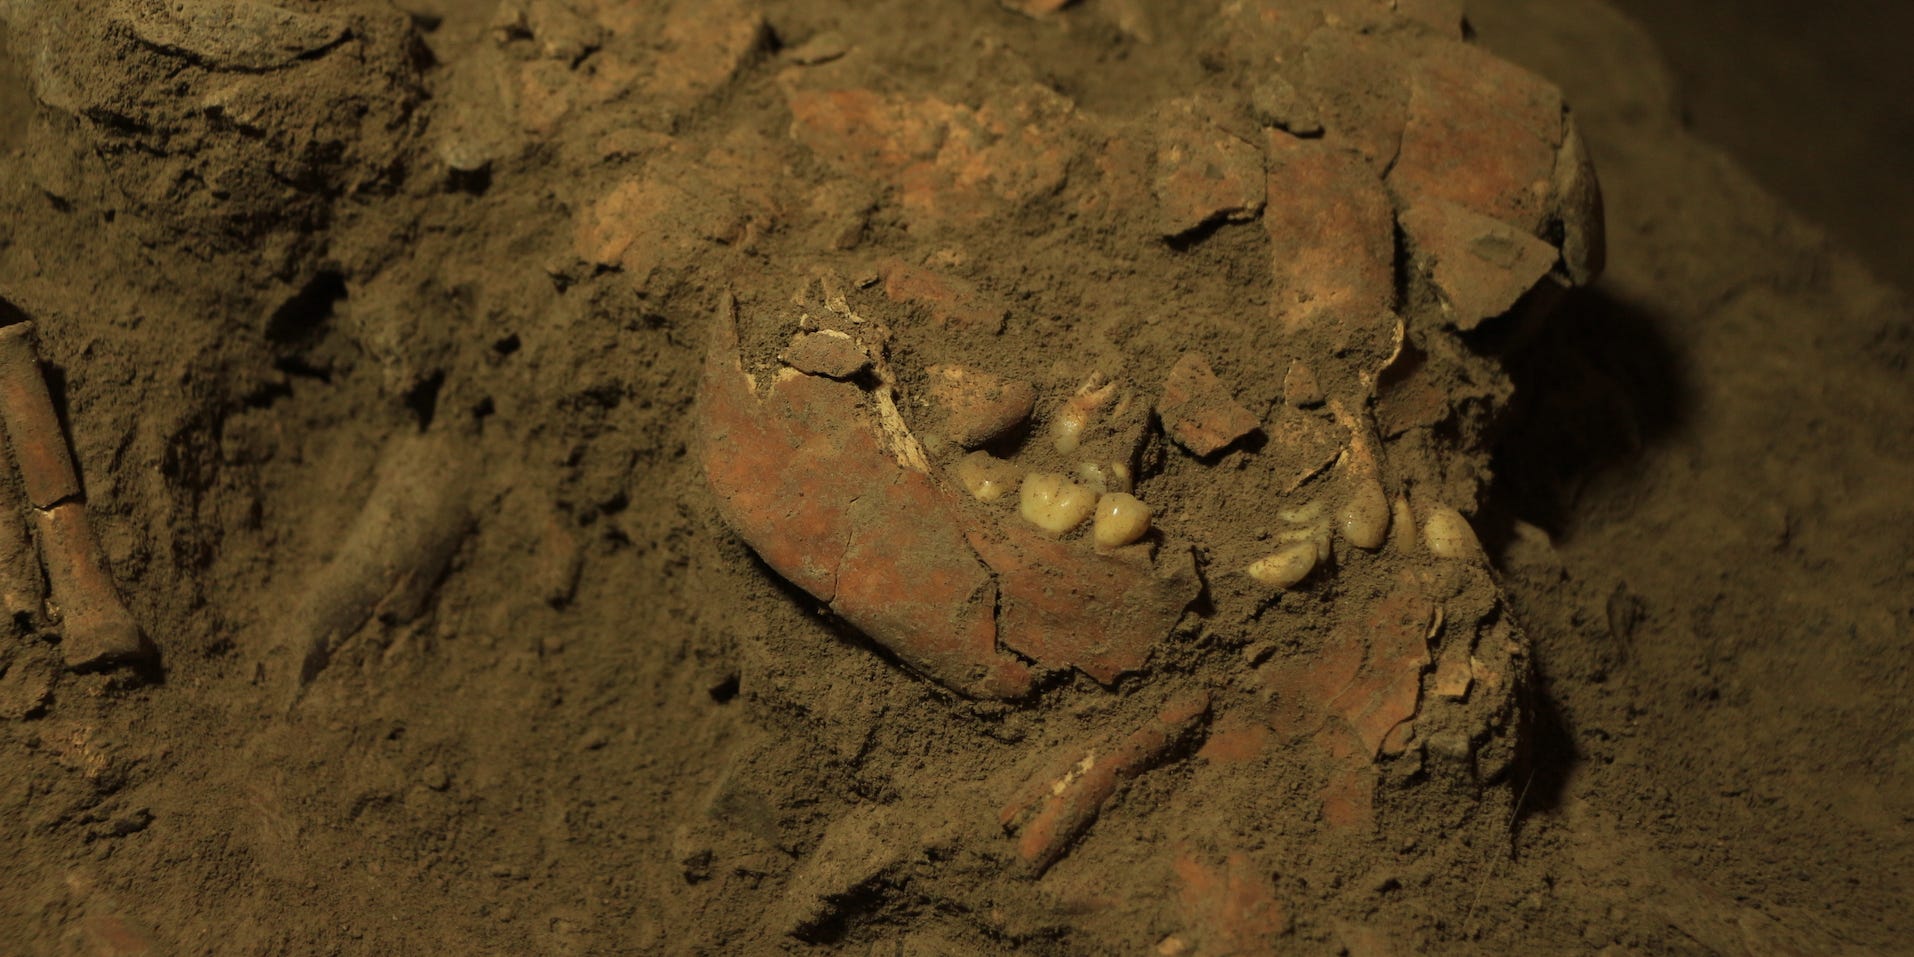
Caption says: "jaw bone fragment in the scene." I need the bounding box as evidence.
[699,294,1198,697]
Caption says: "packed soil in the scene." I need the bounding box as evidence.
[0,1,1908,955]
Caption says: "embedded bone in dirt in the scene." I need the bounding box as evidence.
[275,431,474,695]
[689,0,1605,909]
[699,296,1201,697]
[999,690,1212,875]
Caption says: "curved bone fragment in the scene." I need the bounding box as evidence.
[999,690,1211,875]
[966,523,1198,685]
[699,296,1033,699]
[281,430,473,693]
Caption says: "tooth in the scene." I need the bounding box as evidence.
[1422,505,1482,560]
[953,450,1021,502]
[1093,493,1152,548]
[1019,472,1099,535]
[1052,374,1118,454]
[1391,494,1416,552]
[1247,541,1318,589]
[1337,475,1390,550]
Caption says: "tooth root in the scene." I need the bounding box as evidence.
[1391,494,1416,552]
[1337,476,1391,550]
[1423,505,1483,560]
[1076,462,1108,492]
[1247,541,1319,589]
[1052,375,1118,454]
[1019,472,1099,535]
[1092,493,1152,549]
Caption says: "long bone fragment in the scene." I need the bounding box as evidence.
[0,322,148,670]
[0,469,44,624]
[278,429,473,694]
[998,690,1211,875]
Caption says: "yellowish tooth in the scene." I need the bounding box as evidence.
[953,451,1020,502]
[1247,541,1318,589]
[1391,494,1416,551]
[1019,472,1099,535]
[1423,505,1482,560]
[1278,500,1325,525]
[1076,461,1110,492]
[1052,375,1118,454]
[1337,475,1390,550]
[1093,493,1152,548]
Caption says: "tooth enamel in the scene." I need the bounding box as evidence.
[1052,375,1118,454]
[1247,541,1319,589]
[1423,505,1482,560]
[1020,472,1099,535]
[1337,475,1390,550]
[1391,494,1416,551]
[954,451,1020,502]
[1278,500,1326,524]
[1093,493,1152,548]
[1076,462,1110,491]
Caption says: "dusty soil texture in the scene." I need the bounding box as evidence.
[0,1,1908,955]
[1605,0,1914,294]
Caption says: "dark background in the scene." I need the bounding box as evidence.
[1608,0,1914,291]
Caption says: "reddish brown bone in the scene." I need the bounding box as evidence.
[34,502,147,670]
[1388,41,1564,234]
[0,322,81,507]
[1002,690,1211,875]
[0,470,43,622]
[699,297,1033,699]
[1263,132,1397,344]
[1157,353,1261,458]
[967,523,1198,685]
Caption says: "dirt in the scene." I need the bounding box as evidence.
[1604,0,1914,294]
[0,1,1908,955]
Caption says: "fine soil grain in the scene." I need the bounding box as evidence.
[0,1,1907,955]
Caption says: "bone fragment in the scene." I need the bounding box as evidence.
[282,430,473,692]
[0,321,148,669]
[34,503,147,670]
[0,472,44,623]
[1001,690,1210,875]
[0,322,81,507]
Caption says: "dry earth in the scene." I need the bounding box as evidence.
[0,0,1907,954]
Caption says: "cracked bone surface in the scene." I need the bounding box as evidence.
[685,0,1604,942]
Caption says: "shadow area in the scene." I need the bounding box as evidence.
[1478,284,1693,820]
[1484,285,1693,545]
